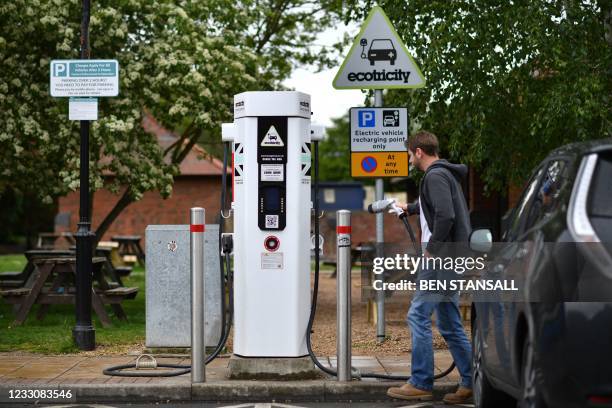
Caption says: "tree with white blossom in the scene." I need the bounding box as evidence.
[0,0,345,239]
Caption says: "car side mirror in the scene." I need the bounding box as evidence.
[470,229,493,253]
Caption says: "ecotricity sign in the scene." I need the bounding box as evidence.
[333,7,425,89]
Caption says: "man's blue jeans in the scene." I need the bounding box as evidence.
[407,265,472,391]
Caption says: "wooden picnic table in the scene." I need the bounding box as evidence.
[0,257,138,328]
[36,232,76,249]
[0,249,74,289]
[111,235,145,266]
[326,244,375,278]
[69,245,132,286]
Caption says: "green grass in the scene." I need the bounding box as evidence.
[0,256,336,354]
[0,254,145,354]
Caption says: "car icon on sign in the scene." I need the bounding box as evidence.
[368,39,396,65]
[384,116,395,126]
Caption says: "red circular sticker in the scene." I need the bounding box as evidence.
[264,236,280,252]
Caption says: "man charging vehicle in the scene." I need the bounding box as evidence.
[386,131,473,404]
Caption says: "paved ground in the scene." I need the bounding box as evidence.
[4,403,473,408]
[0,351,459,384]
[0,351,470,406]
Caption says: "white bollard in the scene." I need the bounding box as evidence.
[190,207,205,383]
[336,210,352,382]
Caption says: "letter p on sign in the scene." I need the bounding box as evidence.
[358,110,375,128]
[53,62,67,77]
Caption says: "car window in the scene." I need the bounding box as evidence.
[524,159,569,227]
[370,39,394,50]
[589,152,612,218]
[505,166,545,241]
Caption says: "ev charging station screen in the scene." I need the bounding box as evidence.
[262,187,281,212]
[257,117,288,231]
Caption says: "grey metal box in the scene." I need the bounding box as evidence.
[145,225,222,348]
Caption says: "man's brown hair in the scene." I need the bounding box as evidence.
[406,130,439,156]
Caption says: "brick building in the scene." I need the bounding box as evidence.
[56,113,520,248]
[56,115,228,241]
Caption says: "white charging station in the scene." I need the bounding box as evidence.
[222,91,321,358]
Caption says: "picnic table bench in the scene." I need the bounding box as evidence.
[0,257,138,327]
[111,235,145,266]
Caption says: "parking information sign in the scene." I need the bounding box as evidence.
[333,7,425,89]
[50,60,119,97]
[350,107,409,177]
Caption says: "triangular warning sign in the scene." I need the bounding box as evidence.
[261,125,284,146]
[333,6,425,90]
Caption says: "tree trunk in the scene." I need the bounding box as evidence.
[91,125,197,245]
[94,188,134,244]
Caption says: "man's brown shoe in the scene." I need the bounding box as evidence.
[387,384,434,401]
[442,386,473,404]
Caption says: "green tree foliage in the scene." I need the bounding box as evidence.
[348,0,612,191]
[318,115,352,181]
[0,0,343,238]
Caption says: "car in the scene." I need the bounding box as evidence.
[469,138,612,408]
[383,116,396,126]
[368,39,396,66]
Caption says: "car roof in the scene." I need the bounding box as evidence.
[547,137,612,159]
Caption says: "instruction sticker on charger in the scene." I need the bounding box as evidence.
[261,252,283,269]
[261,164,284,181]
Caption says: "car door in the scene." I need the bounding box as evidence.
[501,159,571,383]
[519,159,571,302]
[483,164,546,382]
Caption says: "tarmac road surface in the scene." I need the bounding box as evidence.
[17,401,474,408]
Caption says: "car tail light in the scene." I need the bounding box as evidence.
[567,153,612,279]
[589,395,612,405]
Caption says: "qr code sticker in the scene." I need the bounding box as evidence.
[265,215,279,228]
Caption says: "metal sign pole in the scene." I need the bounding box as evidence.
[73,0,95,351]
[374,89,385,343]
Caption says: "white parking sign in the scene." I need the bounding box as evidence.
[350,107,408,152]
[50,60,119,97]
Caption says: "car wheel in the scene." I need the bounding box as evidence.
[472,318,515,408]
[369,60,374,66]
[519,338,547,408]
[390,59,395,65]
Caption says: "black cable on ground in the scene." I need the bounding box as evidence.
[102,362,191,377]
[103,251,234,377]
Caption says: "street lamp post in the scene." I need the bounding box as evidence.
[72,0,95,351]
